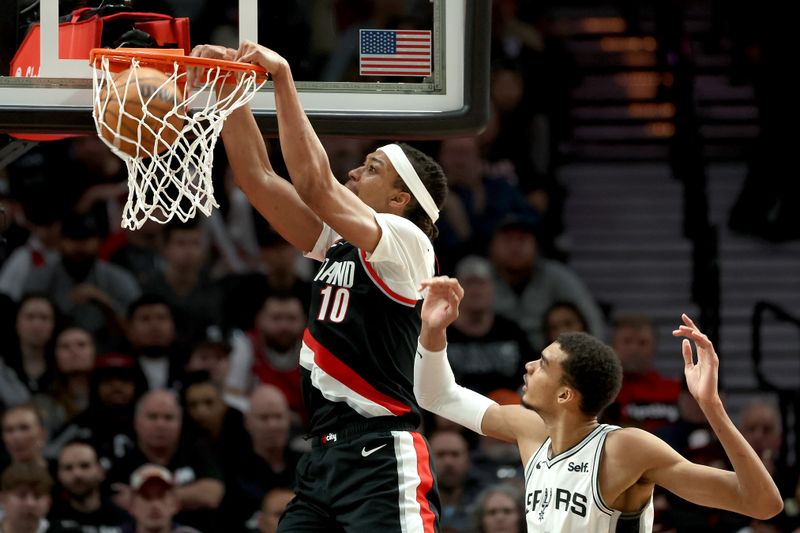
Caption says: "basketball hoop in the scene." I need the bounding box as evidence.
[89,48,267,230]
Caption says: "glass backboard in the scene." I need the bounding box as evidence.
[0,0,490,138]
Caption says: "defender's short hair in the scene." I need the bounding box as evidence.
[557,332,622,417]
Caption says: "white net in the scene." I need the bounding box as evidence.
[91,54,266,230]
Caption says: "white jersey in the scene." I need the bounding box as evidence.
[524,424,653,532]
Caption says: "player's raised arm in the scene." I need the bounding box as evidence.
[234,41,385,252]
[189,44,323,253]
[618,315,783,519]
[416,277,546,447]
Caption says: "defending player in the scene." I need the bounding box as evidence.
[191,42,447,532]
[415,276,782,531]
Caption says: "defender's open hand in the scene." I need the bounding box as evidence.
[672,313,720,405]
[419,277,463,331]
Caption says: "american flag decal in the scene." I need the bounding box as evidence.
[359,29,432,77]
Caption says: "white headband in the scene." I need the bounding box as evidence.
[378,144,439,223]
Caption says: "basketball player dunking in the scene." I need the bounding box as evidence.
[191,42,447,532]
[415,277,782,532]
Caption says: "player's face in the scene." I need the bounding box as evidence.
[521,343,567,414]
[346,151,404,213]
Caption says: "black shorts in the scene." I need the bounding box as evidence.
[278,421,441,533]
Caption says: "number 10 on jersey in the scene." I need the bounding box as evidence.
[317,286,351,323]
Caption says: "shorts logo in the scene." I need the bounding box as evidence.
[322,433,338,444]
[361,444,387,457]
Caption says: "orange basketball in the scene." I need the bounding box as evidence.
[97,67,184,158]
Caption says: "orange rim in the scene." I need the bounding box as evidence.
[89,48,268,81]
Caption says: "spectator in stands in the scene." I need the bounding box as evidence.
[181,372,249,467]
[740,400,783,477]
[257,487,295,533]
[605,314,680,431]
[0,462,52,533]
[51,353,147,470]
[107,221,165,288]
[33,325,96,435]
[737,401,800,532]
[484,66,567,260]
[108,390,223,501]
[471,390,526,485]
[430,430,487,533]
[436,137,539,270]
[185,337,229,388]
[471,484,525,533]
[490,2,578,184]
[1,404,47,469]
[3,294,57,397]
[221,223,313,330]
[124,295,182,391]
[21,212,140,345]
[142,218,220,343]
[740,400,800,499]
[0,358,30,413]
[255,228,312,309]
[125,464,201,533]
[227,292,306,422]
[446,255,531,395]
[207,164,261,276]
[653,380,711,453]
[0,202,61,301]
[489,215,605,349]
[184,334,245,410]
[222,385,302,532]
[49,440,128,532]
[108,390,224,531]
[541,300,588,346]
[65,136,127,236]
[0,159,39,260]
[108,389,225,530]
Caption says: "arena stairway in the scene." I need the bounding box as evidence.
[548,2,799,417]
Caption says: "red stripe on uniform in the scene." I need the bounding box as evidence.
[411,433,437,532]
[359,250,418,306]
[303,329,412,416]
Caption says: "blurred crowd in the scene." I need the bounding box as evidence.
[1,1,799,532]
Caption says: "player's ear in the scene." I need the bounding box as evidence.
[556,386,575,406]
[389,190,412,210]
